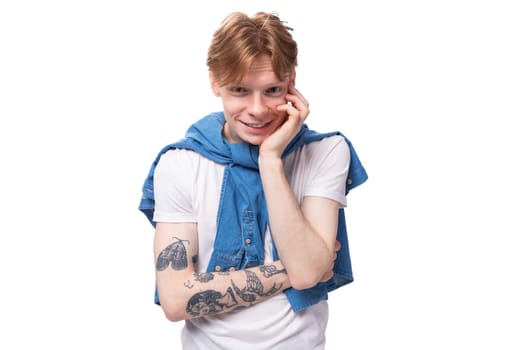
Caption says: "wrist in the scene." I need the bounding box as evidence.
[258,155,284,180]
[258,152,282,169]
[272,261,292,290]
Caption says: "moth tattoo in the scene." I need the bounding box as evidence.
[156,237,190,271]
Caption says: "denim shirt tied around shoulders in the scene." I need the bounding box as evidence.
[139,112,368,313]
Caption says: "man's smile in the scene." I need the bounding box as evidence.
[240,120,272,129]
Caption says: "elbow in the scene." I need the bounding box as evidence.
[287,259,333,290]
[288,273,321,291]
[163,310,185,323]
[160,300,187,323]
[156,282,192,322]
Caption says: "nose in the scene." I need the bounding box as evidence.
[247,93,267,117]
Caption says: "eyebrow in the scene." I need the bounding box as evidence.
[234,79,288,87]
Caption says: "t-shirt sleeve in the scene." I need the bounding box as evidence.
[303,135,350,207]
[153,149,197,223]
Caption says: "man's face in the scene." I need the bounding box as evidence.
[211,55,293,145]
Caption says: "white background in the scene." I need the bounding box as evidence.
[1,1,524,349]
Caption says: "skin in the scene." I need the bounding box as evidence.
[154,223,291,322]
[212,55,340,288]
[210,56,292,146]
[154,55,340,322]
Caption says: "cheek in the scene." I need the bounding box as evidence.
[268,97,287,112]
[221,97,243,113]
[276,112,288,126]
[222,96,246,109]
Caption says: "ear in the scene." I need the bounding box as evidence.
[209,71,220,97]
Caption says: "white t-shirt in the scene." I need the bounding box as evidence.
[154,135,350,350]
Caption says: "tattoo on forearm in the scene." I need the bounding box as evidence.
[185,269,284,318]
[232,270,282,302]
[259,265,287,278]
[186,287,238,317]
[156,237,190,271]
[194,272,214,283]
[184,280,194,289]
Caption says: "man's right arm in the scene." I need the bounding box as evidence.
[154,222,291,322]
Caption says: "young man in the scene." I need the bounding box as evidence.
[139,11,367,349]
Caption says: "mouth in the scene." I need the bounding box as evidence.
[240,120,272,129]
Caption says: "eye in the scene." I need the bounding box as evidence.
[229,86,248,95]
[266,86,284,96]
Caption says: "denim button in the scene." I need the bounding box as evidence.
[245,238,251,244]
[347,178,353,185]
[229,267,236,272]
[215,265,221,271]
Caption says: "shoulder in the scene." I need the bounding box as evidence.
[298,135,350,163]
[284,135,350,178]
[156,147,225,180]
[159,147,201,164]
[311,134,348,150]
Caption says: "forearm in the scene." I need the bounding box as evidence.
[157,261,290,322]
[258,155,334,289]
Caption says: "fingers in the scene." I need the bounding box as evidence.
[287,86,309,119]
[331,240,341,263]
[276,84,310,122]
[320,270,334,283]
[287,83,309,108]
[320,241,341,283]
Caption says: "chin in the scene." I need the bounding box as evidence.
[243,137,264,146]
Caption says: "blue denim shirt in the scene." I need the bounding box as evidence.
[139,112,368,312]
